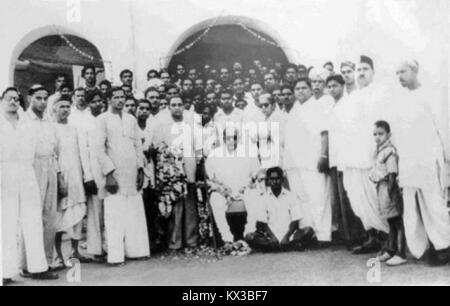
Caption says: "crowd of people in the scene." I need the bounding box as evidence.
[2,55,450,285]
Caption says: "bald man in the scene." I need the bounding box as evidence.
[387,60,450,265]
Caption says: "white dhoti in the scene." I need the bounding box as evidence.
[403,185,450,259]
[104,194,150,264]
[287,169,331,242]
[210,192,234,243]
[343,168,389,233]
[2,164,48,278]
[33,157,58,264]
[87,195,105,256]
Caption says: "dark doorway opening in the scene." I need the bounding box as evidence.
[14,34,104,100]
[168,24,289,73]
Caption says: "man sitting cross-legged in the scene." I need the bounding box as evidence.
[246,167,315,253]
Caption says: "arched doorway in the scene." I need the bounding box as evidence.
[12,27,104,103]
[165,16,294,73]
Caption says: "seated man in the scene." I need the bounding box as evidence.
[246,167,315,253]
[205,127,261,244]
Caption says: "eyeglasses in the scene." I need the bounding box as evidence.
[4,96,19,102]
[260,103,271,108]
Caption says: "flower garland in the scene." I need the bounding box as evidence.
[155,142,188,218]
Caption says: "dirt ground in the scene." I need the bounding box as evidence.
[10,245,450,286]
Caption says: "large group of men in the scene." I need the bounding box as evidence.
[2,55,450,285]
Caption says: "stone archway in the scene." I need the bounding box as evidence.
[165,15,295,72]
[11,25,104,98]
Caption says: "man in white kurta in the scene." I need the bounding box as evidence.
[387,61,450,264]
[1,87,56,282]
[54,98,88,265]
[341,56,390,253]
[24,85,59,267]
[69,87,105,259]
[284,73,333,243]
[327,74,364,247]
[96,87,149,265]
[205,130,261,243]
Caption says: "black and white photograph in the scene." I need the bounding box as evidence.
[1,0,450,288]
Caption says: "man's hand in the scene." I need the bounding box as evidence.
[317,156,329,173]
[84,180,98,196]
[137,168,144,191]
[105,171,119,195]
[57,173,68,199]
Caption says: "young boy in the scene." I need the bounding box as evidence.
[369,120,406,266]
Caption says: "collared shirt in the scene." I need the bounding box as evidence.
[369,140,398,183]
[24,108,58,159]
[257,188,303,241]
[95,111,144,197]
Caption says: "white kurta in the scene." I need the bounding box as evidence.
[95,111,149,263]
[284,95,333,241]
[54,124,87,235]
[69,107,106,255]
[24,109,59,265]
[206,146,261,241]
[328,95,351,171]
[1,113,48,278]
[341,84,389,233]
[387,85,450,258]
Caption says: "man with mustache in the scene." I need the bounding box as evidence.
[341,55,390,255]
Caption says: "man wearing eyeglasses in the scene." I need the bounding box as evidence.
[1,87,58,283]
[258,93,285,170]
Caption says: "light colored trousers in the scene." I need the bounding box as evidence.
[86,195,105,256]
[287,169,332,242]
[343,168,389,233]
[403,185,450,258]
[33,157,58,265]
[2,162,48,278]
[104,194,150,264]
